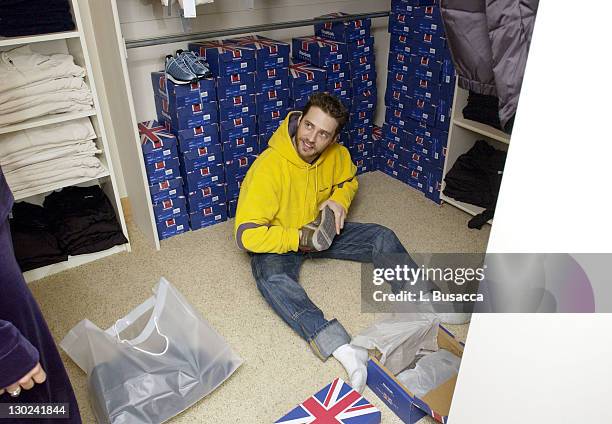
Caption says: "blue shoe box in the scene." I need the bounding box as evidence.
[380,139,411,163]
[216,72,256,101]
[190,202,228,231]
[292,36,348,67]
[351,71,377,93]
[255,75,290,93]
[291,96,310,110]
[255,66,290,85]
[227,199,238,219]
[180,143,224,172]
[175,123,220,152]
[350,58,376,80]
[220,116,257,144]
[151,71,216,103]
[353,156,373,174]
[352,84,378,99]
[188,41,256,77]
[223,134,259,160]
[403,163,429,191]
[327,79,351,98]
[348,141,374,158]
[257,96,291,115]
[413,16,445,37]
[258,109,288,126]
[155,95,218,130]
[152,196,188,222]
[411,40,446,60]
[146,156,181,185]
[228,35,290,72]
[314,12,372,43]
[289,61,326,89]
[411,54,442,83]
[392,0,438,13]
[440,57,455,84]
[353,88,377,104]
[348,110,375,128]
[411,4,443,22]
[291,82,326,100]
[187,183,227,212]
[346,36,375,60]
[255,88,291,106]
[385,106,415,132]
[406,102,437,127]
[139,120,179,163]
[149,177,184,204]
[225,154,257,182]
[390,34,415,55]
[389,14,415,37]
[387,70,412,95]
[341,125,372,145]
[157,214,190,240]
[326,61,350,81]
[383,123,411,146]
[413,31,446,53]
[351,98,376,113]
[436,98,451,131]
[424,166,443,204]
[219,94,256,121]
[183,162,226,193]
[259,117,285,135]
[388,51,411,74]
[142,142,178,165]
[226,177,244,200]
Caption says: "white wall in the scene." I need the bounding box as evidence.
[109,0,390,196]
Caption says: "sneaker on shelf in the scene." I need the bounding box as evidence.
[164,54,197,85]
[176,50,213,79]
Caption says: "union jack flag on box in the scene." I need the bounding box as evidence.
[188,40,255,77]
[292,36,348,67]
[314,12,372,42]
[275,378,381,424]
[139,120,178,157]
[289,61,326,90]
[228,35,290,71]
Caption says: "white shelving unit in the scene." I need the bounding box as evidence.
[0,0,130,282]
[440,83,511,223]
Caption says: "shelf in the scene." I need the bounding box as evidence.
[440,193,493,225]
[453,116,511,144]
[0,31,81,48]
[0,109,96,135]
[13,169,110,201]
[23,243,129,283]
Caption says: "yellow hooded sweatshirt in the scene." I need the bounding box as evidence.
[234,111,358,254]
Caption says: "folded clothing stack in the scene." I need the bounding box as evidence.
[9,201,67,271]
[0,118,105,198]
[42,185,127,256]
[0,0,75,37]
[0,45,92,127]
[462,91,502,130]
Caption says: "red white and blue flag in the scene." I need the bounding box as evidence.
[230,35,289,54]
[138,120,175,149]
[289,61,325,82]
[193,40,253,60]
[275,378,381,424]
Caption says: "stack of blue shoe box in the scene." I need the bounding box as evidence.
[151,65,227,232]
[138,120,190,240]
[313,13,378,174]
[381,0,455,203]
[288,59,327,111]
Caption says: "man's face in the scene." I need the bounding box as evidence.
[295,106,339,163]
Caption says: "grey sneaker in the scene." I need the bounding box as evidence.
[165,54,197,85]
[177,50,212,79]
[300,206,336,251]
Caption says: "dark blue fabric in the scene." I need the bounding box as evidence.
[0,166,81,422]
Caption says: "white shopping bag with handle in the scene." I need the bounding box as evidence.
[60,277,243,424]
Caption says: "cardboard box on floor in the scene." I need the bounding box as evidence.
[366,325,464,424]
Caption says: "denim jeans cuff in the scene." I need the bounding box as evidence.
[308,319,351,361]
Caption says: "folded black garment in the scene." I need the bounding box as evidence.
[0,22,74,37]
[9,202,67,272]
[0,0,70,13]
[67,231,127,256]
[0,11,74,26]
[57,220,125,252]
[462,91,502,130]
[44,186,116,222]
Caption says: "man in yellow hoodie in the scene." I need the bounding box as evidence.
[235,93,422,392]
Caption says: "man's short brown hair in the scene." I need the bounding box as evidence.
[301,92,349,137]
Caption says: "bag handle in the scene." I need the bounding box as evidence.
[113,316,169,356]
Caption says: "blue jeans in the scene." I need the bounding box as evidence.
[250,222,420,361]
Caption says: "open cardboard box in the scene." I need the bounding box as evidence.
[366,325,464,424]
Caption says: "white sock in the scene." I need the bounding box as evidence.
[332,344,368,393]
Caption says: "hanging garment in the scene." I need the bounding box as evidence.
[442,140,507,229]
[439,0,539,130]
[161,0,214,18]
[0,165,82,423]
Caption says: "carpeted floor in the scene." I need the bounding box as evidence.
[28,171,490,423]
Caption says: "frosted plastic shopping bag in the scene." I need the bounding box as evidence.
[60,277,243,424]
[396,349,461,398]
[351,314,440,375]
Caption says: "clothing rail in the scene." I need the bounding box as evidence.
[125,11,391,49]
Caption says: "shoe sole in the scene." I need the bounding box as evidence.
[313,207,336,250]
[165,73,197,85]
